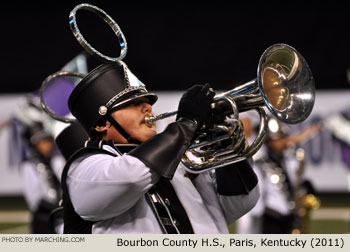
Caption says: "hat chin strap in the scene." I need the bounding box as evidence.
[105,113,140,144]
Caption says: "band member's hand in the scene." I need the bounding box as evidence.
[176,83,215,125]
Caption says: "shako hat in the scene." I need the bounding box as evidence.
[68,61,157,133]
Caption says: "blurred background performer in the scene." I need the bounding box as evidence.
[324,69,350,177]
[10,94,65,234]
[38,70,90,234]
[237,116,321,234]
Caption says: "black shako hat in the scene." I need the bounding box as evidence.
[68,61,158,133]
[55,121,89,160]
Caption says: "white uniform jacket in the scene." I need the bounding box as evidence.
[20,155,65,212]
[66,144,259,234]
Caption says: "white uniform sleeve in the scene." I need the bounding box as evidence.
[67,150,160,221]
[20,161,44,211]
[51,155,65,183]
[217,184,260,224]
[247,164,266,216]
[194,170,260,226]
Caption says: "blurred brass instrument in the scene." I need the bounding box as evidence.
[291,148,321,234]
[146,44,316,173]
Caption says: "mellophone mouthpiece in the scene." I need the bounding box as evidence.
[144,100,235,127]
[145,111,178,127]
[144,115,156,126]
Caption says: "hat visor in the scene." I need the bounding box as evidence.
[109,93,158,111]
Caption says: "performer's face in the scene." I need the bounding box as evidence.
[35,139,54,157]
[267,138,287,154]
[96,97,157,143]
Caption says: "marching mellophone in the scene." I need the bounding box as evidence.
[145,43,315,173]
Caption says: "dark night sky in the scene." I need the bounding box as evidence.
[1,1,350,93]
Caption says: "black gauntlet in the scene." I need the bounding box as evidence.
[215,159,258,196]
[129,118,197,179]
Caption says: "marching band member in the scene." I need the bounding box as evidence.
[238,116,321,234]
[61,62,260,234]
[12,95,64,233]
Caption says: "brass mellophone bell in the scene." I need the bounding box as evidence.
[146,43,315,173]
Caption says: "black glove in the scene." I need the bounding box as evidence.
[176,83,215,126]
